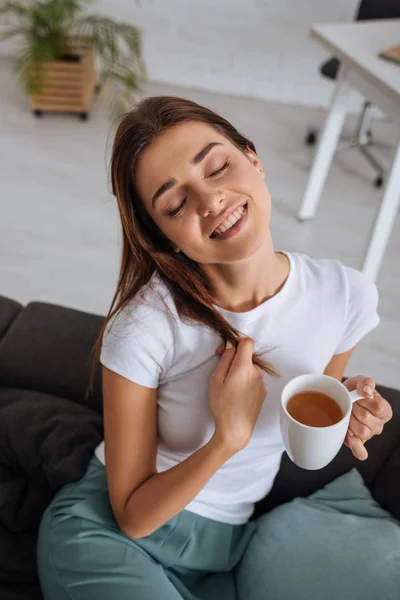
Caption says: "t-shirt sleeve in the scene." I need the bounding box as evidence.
[100,296,175,389]
[334,265,380,355]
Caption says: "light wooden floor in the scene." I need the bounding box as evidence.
[1,59,399,389]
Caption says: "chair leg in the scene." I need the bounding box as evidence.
[355,101,373,145]
[336,139,357,152]
[356,102,386,179]
[305,100,392,184]
[346,100,387,181]
[359,145,385,177]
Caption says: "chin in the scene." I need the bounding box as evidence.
[226,231,269,264]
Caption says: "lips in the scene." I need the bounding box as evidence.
[210,203,247,238]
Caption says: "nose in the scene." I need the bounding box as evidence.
[197,188,226,218]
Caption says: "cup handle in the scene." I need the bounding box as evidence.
[349,389,364,403]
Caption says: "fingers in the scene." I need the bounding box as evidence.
[215,338,255,366]
[215,343,224,356]
[344,375,375,396]
[346,409,370,461]
[345,429,368,460]
[346,402,374,462]
[356,392,393,424]
[344,375,393,461]
[211,340,237,383]
[229,338,254,371]
[356,376,375,398]
[213,337,256,384]
[349,413,372,442]
[347,389,393,461]
[350,387,391,434]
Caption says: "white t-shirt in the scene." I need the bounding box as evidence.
[95,252,380,524]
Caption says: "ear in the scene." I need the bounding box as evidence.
[245,147,264,174]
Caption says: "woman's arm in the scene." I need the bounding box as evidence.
[102,366,234,540]
[103,339,266,539]
[323,347,355,380]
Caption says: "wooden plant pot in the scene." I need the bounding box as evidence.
[29,37,97,120]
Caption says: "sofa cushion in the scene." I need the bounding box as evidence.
[237,469,400,600]
[0,387,102,584]
[0,583,43,600]
[374,445,400,521]
[0,301,104,412]
[0,296,22,341]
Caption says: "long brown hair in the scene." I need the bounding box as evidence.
[87,96,277,398]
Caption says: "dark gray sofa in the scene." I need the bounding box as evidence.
[0,295,398,600]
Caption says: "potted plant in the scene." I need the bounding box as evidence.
[0,0,145,120]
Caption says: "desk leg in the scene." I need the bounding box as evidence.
[298,71,350,221]
[362,139,400,282]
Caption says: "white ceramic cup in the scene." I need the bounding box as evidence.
[280,374,363,470]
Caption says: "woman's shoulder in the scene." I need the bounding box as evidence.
[290,251,343,276]
[104,273,177,341]
[290,252,368,283]
[289,251,376,293]
[101,275,177,387]
[135,272,177,318]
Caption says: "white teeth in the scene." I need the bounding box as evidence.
[213,206,245,236]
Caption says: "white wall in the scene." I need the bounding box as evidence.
[97,0,360,108]
[1,0,360,108]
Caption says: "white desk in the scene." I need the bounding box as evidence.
[298,19,400,281]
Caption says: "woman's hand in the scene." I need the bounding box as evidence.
[343,375,393,460]
[210,338,267,454]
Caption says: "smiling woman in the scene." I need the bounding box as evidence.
[99,96,277,375]
[36,96,388,600]
[135,119,272,268]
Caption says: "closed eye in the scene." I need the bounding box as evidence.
[208,161,230,178]
[166,161,230,218]
[167,197,187,218]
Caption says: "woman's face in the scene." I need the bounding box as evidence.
[135,121,271,265]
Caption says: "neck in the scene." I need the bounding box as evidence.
[202,235,290,313]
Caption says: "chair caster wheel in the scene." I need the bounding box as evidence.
[80,112,89,121]
[374,176,384,188]
[33,110,43,117]
[305,130,318,146]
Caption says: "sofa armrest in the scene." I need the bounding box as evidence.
[0,296,22,341]
[0,301,104,412]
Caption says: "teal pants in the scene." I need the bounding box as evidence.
[37,456,258,600]
[38,456,400,600]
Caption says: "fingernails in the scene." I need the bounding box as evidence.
[226,340,233,349]
[363,385,374,396]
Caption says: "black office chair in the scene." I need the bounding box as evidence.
[305,0,400,188]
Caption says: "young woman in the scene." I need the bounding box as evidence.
[37,97,392,600]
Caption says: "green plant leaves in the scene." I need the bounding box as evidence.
[0,0,145,119]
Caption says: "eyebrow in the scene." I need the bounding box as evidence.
[151,141,223,207]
